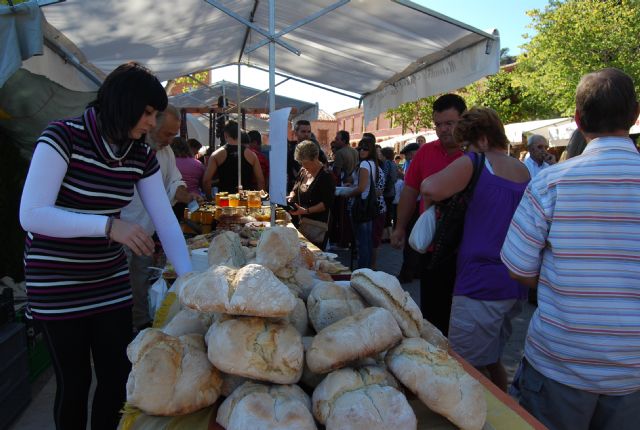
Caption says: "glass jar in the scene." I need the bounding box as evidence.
[215,192,228,206]
[218,196,229,207]
[228,194,240,207]
[247,191,261,208]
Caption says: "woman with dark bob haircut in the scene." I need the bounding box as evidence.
[19,62,192,429]
[420,107,530,392]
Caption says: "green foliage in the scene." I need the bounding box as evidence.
[460,71,549,123]
[514,0,640,116]
[174,71,210,93]
[384,96,436,134]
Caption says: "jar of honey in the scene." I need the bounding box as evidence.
[247,191,261,208]
[218,196,229,207]
[228,194,240,207]
[215,192,228,206]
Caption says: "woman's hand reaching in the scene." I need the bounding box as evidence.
[110,218,155,256]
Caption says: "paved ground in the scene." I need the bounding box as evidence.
[9,242,535,429]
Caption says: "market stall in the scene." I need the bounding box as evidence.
[117,220,545,430]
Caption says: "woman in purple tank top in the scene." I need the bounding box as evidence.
[420,107,530,391]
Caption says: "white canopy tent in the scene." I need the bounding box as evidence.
[377,132,438,149]
[38,0,500,122]
[504,118,574,147]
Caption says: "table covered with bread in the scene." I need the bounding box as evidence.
[118,226,545,430]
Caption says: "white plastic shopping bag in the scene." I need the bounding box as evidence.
[408,205,436,254]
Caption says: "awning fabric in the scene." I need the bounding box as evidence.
[0,0,43,87]
[504,118,573,145]
[41,0,500,120]
[170,80,318,121]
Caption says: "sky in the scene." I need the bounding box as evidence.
[209,0,549,115]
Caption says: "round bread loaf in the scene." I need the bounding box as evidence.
[386,337,487,430]
[350,268,423,338]
[306,307,402,374]
[206,316,304,384]
[255,226,301,272]
[180,263,297,317]
[307,281,366,332]
[217,382,315,430]
[126,329,222,416]
[207,230,247,267]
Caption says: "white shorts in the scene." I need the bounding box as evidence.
[448,295,524,367]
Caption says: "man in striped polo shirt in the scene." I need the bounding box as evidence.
[501,68,640,430]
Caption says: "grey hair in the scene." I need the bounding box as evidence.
[156,103,180,127]
[527,134,547,148]
[294,139,319,163]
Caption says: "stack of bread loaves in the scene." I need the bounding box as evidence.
[123,227,487,430]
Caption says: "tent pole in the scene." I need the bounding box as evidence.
[238,63,242,195]
[269,0,277,226]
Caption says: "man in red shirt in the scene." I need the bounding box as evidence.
[390,94,467,335]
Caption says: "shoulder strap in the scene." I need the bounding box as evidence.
[465,152,485,196]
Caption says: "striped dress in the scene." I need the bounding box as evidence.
[501,137,640,395]
[24,107,159,320]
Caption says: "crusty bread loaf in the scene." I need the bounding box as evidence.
[161,308,212,337]
[312,366,400,423]
[256,226,301,272]
[307,281,366,332]
[126,329,222,416]
[206,316,304,384]
[285,297,309,335]
[350,269,423,337]
[312,366,415,430]
[306,307,402,374]
[419,318,449,350]
[207,230,247,267]
[217,382,315,430]
[386,337,487,430]
[179,263,296,317]
[300,336,325,389]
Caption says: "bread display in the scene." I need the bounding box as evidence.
[307,281,366,332]
[306,307,402,374]
[350,268,423,338]
[217,382,316,430]
[126,225,494,430]
[386,337,487,430]
[207,230,247,267]
[179,263,297,317]
[206,316,304,384]
[126,329,222,416]
[255,226,301,272]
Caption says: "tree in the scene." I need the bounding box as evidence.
[385,96,436,134]
[460,71,549,123]
[172,70,211,94]
[513,0,640,116]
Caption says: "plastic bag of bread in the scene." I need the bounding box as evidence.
[125,329,223,416]
[180,263,296,317]
[306,307,402,374]
[217,382,316,430]
[386,337,487,430]
[206,316,304,384]
[312,366,416,430]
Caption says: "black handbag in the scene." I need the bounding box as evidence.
[351,163,377,223]
[427,153,485,270]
